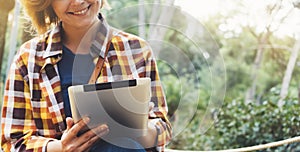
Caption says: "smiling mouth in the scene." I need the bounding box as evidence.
[69,5,91,15]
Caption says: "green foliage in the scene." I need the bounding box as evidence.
[160,74,182,117]
[210,100,300,151]
[168,87,300,151]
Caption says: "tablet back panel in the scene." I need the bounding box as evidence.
[68,78,151,140]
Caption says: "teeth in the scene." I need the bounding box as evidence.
[73,8,88,15]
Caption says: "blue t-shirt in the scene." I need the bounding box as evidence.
[58,46,95,117]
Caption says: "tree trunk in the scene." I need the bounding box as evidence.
[148,0,161,39]
[147,0,175,53]
[0,0,15,72]
[138,0,145,39]
[245,32,271,104]
[278,37,300,107]
[6,1,21,75]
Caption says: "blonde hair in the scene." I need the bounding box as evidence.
[21,0,109,35]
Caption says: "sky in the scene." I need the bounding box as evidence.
[174,0,300,38]
[174,0,223,19]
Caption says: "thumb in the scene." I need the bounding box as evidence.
[66,117,74,130]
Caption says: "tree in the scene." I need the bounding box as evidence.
[263,1,300,107]
[146,0,175,53]
[245,29,272,103]
[138,0,145,38]
[278,35,300,107]
[0,0,14,72]
[245,0,296,104]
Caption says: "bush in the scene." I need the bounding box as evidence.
[208,99,300,151]
[168,90,300,151]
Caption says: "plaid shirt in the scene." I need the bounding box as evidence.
[1,17,172,152]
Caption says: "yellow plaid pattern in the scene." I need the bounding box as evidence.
[1,17,171,152]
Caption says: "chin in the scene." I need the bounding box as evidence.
[77,19,98,28]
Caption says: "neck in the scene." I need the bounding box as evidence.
[61,20,100,54]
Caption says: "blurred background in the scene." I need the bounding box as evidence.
[1,0,300,151]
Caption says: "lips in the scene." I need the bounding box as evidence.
[73,7,88,15]
[68,5,91,15]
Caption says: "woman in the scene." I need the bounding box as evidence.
[1,0,172,151]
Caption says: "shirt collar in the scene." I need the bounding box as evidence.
[89,15,112,58]
[42,25,63,59]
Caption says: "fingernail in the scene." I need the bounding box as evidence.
[99,128,109,137]
[103,128,109,134]
[83,117,90,123]
[102,124,108,130]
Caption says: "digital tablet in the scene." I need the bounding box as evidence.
[68,78,151,139]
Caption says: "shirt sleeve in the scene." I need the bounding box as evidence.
[1,55,54,152]
[139,41,172,151]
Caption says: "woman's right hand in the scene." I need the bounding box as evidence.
[47,117,109,152]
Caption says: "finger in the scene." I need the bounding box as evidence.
[92,124,109,137]
[78,135,100,152]
[66,117,74,130]
[60,117,76,147]
[76,124,109,151]
[82,124,109,139]
[68,117,90,137]
[79,128,109,151]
